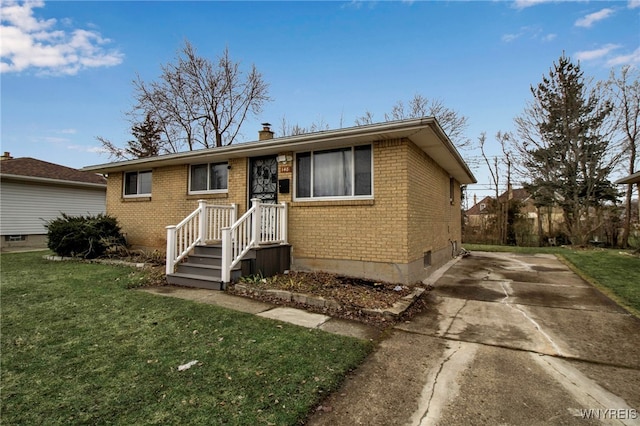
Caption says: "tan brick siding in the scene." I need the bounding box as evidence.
[406,142,461,264]
[288,139,408,264]
[105,140,462,271]
[107,161,245,250]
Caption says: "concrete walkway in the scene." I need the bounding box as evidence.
[140,286,381,341]
[307,252,640,426]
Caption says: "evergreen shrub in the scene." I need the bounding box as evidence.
[46,214,126,258]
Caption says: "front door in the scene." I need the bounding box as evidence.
[249,155,278,204]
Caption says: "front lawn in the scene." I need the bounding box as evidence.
[1,252,371,425]
[464,244,640,316]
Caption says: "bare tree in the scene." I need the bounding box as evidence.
[479,132,514,244]
[101,41,270,154]
[355,94,471,149]
[603,65,640,247]
[278,115,330,137]
[354,110,375,126]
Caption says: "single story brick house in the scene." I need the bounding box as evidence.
[84,118,476,287]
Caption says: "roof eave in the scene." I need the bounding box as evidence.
[82,118,476,184]
[615,171,640,185]
[0,173,107,189]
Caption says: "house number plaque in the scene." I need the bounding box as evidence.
[279,165,292,173]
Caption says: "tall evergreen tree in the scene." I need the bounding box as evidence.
[515,54,617,245]
[126,113,162,158]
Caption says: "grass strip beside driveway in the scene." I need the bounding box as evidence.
[1,252,371,425]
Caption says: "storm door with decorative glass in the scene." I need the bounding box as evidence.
[249,156,278,204]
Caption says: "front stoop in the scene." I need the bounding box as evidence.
[166,245,244,290]
[232,284,426,319]
[166,244,291,290]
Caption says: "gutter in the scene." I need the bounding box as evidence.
[0,173,107,189]
[82,118,477,183]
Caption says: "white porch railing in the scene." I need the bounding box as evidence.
[165,200,237,275]
[221,198,288,283]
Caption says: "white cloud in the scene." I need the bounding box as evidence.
[512,0,556,10]
[502,33,521,43]
[42,136,71,144]
[1,0,124,75]
[575,44,620,61]
[501,26,555,43]
[606,47,640,66]
[629,0,640,9]
[67,144,108,154]
[575,8,615,28]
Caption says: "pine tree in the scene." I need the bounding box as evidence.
[516,54,617,245]
[125,113,162,158]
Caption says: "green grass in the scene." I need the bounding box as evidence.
[464,243,640,315]
[1,252,371,425]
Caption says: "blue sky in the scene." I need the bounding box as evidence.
[2,0,639,202]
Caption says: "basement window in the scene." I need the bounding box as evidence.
[424,251,432,268]
[4,235,27,242]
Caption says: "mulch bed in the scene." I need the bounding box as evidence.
[227,271,432,328]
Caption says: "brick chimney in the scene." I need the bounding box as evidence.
[1,152,13,161]
[258,123,274,141]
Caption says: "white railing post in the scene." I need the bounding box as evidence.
[280,202,288,244]
[221,227,232,283]
[197,199,207,245]
[251,198,261,246]
[166,225,177,275]
[231,203,238,223]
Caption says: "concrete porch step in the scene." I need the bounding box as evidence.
[176,262,223,276]
[166,272,224,290]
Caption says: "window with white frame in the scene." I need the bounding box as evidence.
[124,170,152,196]
[189,162,228,193]
[295,145,372,199]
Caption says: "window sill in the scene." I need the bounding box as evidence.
[122,196,152,202]
[186,193,229,200]
[291,199,375,208]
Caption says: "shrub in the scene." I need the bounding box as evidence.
[46,214,127,259]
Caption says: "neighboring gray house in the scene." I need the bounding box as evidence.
[0,153,107,250]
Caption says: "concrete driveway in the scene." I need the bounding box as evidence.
[308,251,640,425]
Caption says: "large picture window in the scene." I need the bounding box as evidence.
[124,170,152,196]
[295,145,372,199]
[189,162,228,193]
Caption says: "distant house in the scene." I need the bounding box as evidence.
[83,118,476,287]
[465,187,564,245]
[0,153,107,250]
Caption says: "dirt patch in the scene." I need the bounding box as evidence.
[227,271,429,328]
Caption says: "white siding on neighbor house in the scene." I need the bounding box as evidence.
[0,180,106,235]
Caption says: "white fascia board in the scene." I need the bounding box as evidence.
[0,174,106,189]
[82,118,477,184]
